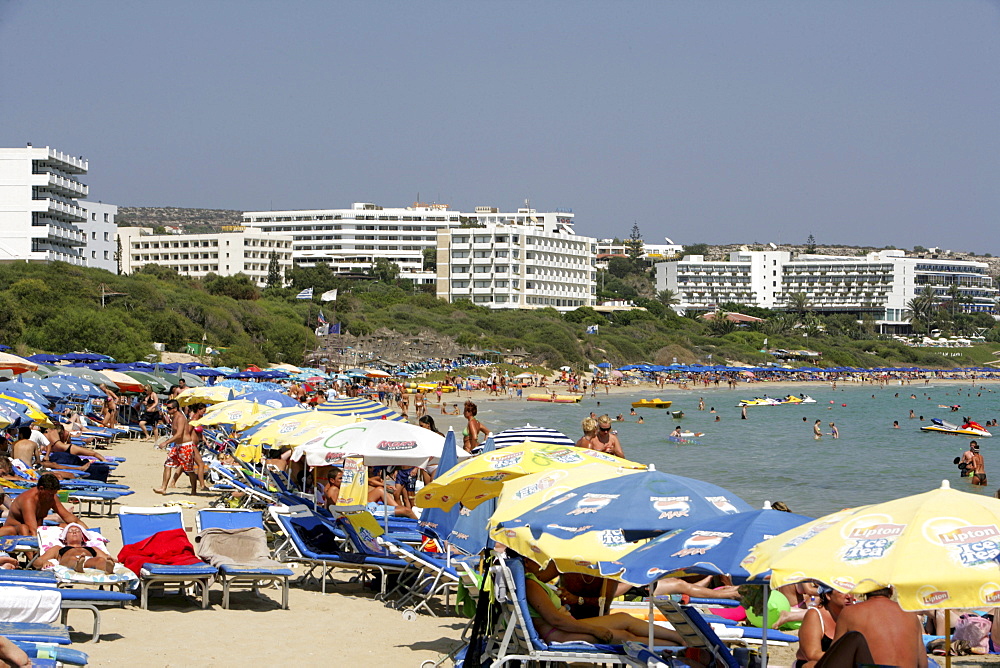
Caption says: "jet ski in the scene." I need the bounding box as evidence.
[738,395,816,407]
[921,418,992,437]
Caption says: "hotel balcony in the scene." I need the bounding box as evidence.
[38,198,87,223]
[32,219,86,245]
[38,173,89,199]
[41,149,88,174]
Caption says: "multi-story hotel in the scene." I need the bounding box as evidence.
[656,249,997,330]
[119,227,294,287]
[435,221,597,312]
[241,202,579,286]
[0,145,90,265]
[78,201,119,273]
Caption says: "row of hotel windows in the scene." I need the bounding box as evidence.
[134,239,290,250]
[249,215,457,223]
[465,296,589,307]
[134,263,270,274]
[293,234,437,242]
[298,245,425,252]
[453,280,590,292]
[452,235,588,252]
[256,224,447,232]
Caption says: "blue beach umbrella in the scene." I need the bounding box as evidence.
[597,509,813,585]
[497,470,753,541]
[240,390,299,409]
[418,428,461,543]
[447,435,497,556]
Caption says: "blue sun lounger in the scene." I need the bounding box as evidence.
[117,507,217,609]
[195,509,293,610]
[12,641,88,666]
[0,579,135,643]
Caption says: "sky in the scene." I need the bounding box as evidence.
[1,1,998,252]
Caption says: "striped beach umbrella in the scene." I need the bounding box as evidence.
[492,424,575,449]
[315,396,404,421]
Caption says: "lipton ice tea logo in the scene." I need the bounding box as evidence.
[567,493,618,516]
[842,523,905,561]
[513,474,559,500]
[652,497,691,520]
[544,447,585,465]
[671,531,731,558]
[938,524,1000,566]
[488,452,523,469]
[917,586,950,606]
[980,583,1000,605]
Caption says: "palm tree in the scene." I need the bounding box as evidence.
[656,289,680,309]
[785,292,812,322]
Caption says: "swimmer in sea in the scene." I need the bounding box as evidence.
[813,420,823,440]
[829,422,839,438]
[893,421,899,428]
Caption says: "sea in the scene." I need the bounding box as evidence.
[470,381,1000,519]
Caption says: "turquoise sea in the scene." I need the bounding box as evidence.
[470,381,1000,518]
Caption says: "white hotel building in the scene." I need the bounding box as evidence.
[657,249,997,331]
[0,145,90,265]
[241,202,581,287]
[120,227,294,287]
[435,222,597,312]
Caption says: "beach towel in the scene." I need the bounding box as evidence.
[0,585,61,624]
[196,527,283,569]
[117,528,202,574]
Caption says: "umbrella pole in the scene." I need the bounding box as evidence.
[761,582,768,668]
[648,584,655,650]
[945,608,951,668]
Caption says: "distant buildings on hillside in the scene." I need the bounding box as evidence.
[657,249,997,333]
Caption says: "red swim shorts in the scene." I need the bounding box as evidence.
[165,442,196,473]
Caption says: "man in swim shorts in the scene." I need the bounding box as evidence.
[154,400,200,495]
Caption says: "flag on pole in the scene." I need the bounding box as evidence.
[314,325,329,336]
[586,324,599,334]
[317,310,328,325]
[296,287,314,300]
[320,289,338,302]
[329,323,341,335]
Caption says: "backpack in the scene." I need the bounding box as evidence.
[954,613,991,654]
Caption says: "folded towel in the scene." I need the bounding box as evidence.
[196,527,283,569]
[0,585,61,624]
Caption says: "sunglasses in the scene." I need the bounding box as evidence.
[599,426,611,431]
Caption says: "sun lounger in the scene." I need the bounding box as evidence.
[12,641,88,666]
[117,507,218,609]
[483,553,644,667]
[195,509,293,610]
[379,537,463,618]
[0,622,70,645]
[268,504,406,596]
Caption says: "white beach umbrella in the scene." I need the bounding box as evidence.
[290,420,469,468]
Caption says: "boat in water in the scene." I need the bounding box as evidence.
[631,399,672,409]
[737,395,816,407]
[526,394,581,403]
[921,418,992,437]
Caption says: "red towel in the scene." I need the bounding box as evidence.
[118,528,203,573]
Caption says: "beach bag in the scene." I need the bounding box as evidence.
[954,614,991,654]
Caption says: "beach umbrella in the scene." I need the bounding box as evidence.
[0,353,38,375]
[57,352,113,363]
[418,429,461,543]
[497,470,753,542]
[743,480,1000,612]
[46,375,104,399]
[240,390,299,409]
[191,400,277,431]
[241,412,355,450]
[98,370,145,394]
[315,396,404,421]
[25,354,60,364]
[122,371,170,394]
[598,509,813,585]
[7,378,67,401]
[55,366,117,390]
[290,420,466,468]
[492,424,575,449]
[447,435,499,556]
[0,395,53,427]
[176,385,236,406]
[0,383,52,408]
[415,442,646,512]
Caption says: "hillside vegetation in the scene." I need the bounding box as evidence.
[0,261,996,371]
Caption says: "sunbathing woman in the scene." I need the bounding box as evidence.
[521,557,688,648]
[795,584,854,668]
[33,523,116,574]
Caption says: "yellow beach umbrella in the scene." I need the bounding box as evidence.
[492,523,639,576]
[0,353,38,375]
[177,385,236,406]
[416,441,646,512]
[242,412,356,449]
[193,400,275,431]
[742,480,1000,612]
[0,394,54,428]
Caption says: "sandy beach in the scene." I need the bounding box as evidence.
[68,380,1000,667]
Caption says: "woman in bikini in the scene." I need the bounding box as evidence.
[33,524,117,574]
[138,385,161,439]
[462,401,490,453]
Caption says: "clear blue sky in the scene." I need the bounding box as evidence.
[2,1,998,252]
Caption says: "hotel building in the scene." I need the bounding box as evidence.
[656,250,997,331]
[435,220,597,312]
[0,145,90,265]
[78,201,119,273]
[120,227,294,287]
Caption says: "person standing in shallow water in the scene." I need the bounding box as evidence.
[813,420,823,440]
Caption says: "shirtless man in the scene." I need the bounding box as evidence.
[959,441,976,477]
[826,586,927,667]
[10,427,42,470]
[592,415,625,457]
[154,400,199,495]
[971,441,987,486]
[167,403,209,491]
[0,474,84,536]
